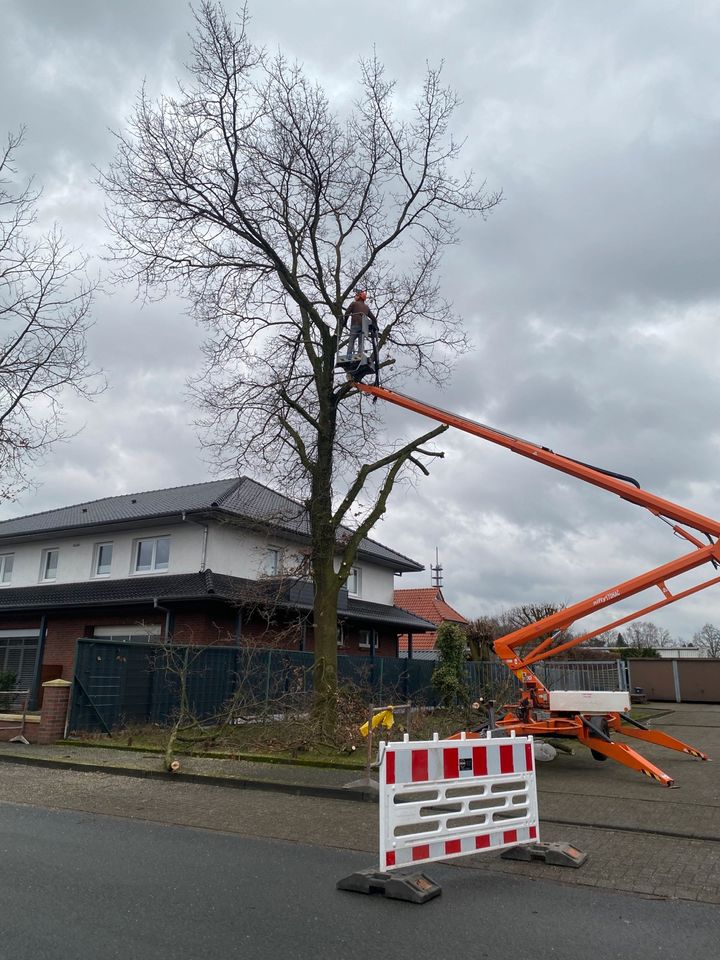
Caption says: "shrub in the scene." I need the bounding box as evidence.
[432,622,469,706]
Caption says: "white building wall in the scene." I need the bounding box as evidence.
[353,561,394,605]
[656,647,708,659]
[208,525,395,603]
[0,522,204,589]
[205,524,306,580]
[0,517,400,605]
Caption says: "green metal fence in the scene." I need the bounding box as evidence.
[68,638,627,734]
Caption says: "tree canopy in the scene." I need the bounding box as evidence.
[1,130,100,502]
[101,2,499,721]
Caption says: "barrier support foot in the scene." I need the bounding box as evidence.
[337,867,441,903]
[502,841,588,868]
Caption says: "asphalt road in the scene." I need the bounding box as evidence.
[1,799,718,960]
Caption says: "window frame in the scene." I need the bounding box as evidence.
[265,546,281,577]
[92,542,114,578]
[93,624,162,643]
[40,548,59,582]
[348,566,362,597]
[358,628,372,649]
[132,536,171,575]
[0,553,14,586]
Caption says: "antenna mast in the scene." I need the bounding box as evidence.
[430,547,444,589]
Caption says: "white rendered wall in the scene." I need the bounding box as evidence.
[0,517,400,605]
[0,522,204,589]
[209,524,395,603]
[205,523,306,580]
[333,555,394,605]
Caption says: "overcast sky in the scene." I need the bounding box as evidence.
[2,0,720,642]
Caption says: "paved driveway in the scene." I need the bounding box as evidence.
[535,702,720,839]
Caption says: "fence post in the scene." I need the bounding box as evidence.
[37,679,72,744]
[365,704,374,780]
[671,660,682,703]
[264,650,272,706]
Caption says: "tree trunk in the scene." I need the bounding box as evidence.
[310,371,340,731]
[312,557,341,732]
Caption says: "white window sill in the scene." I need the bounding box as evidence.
[131,569,169,576]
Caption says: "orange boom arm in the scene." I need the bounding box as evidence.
[354,381,713,784]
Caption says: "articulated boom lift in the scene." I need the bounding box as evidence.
[354,380,713,786]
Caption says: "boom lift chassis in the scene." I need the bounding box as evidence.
[354,381,713,786]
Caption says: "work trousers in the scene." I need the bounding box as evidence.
[346,327,364,359]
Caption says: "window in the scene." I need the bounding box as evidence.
[348,566,361,597]
[93,542,113,578]
[40,548,58,582]
[337,623,344,648]
[134,537,170,574]
[265,547,280,576]
[358,629,372,649]
[0,554,13,585]
[0,630,40,705]
[93,624,162,643]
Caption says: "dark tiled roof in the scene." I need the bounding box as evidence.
[0,570,435,631]
[0,571,225,609]
[0,479,239,537]
[0,477,422,572]
[214,478,422,570]
[344,597,436,630]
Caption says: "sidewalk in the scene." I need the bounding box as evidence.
[1,701,717,830]
[0,739,361,798]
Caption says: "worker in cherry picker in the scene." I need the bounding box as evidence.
[343,288,378,361]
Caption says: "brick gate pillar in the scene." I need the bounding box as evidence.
[36,679,72,744]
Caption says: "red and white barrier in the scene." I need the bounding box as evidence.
[379,731,539,870]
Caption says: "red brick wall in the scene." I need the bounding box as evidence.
[40,608,167,678]
[172,606,237,645]
[341,626,397,657]
[0,616,42,632]
[0,719,39,742]
[0,604,240,682]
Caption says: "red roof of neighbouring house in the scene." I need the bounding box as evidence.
[394,587,468,653]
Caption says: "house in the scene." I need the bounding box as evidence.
[0,478,435,707]
[394,587,469,659]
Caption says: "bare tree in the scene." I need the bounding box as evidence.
[693,622,720,658]
[0,130,101,501]
[101,3,500,726]
[465,615,502,661]
[623,620,670,653]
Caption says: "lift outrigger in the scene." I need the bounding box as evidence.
[346,363,712,786]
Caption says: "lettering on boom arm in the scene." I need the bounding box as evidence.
[592,589,620,608]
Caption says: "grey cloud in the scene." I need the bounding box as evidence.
[2,0,720,639]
